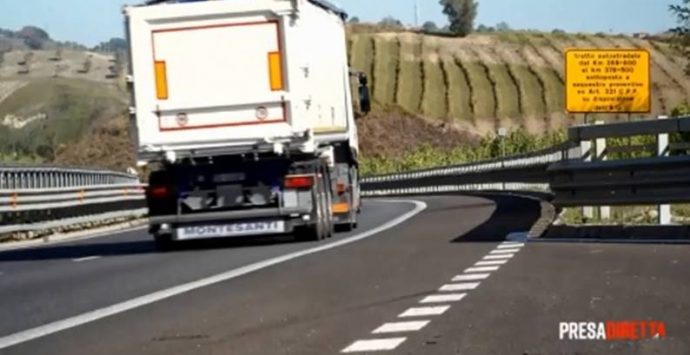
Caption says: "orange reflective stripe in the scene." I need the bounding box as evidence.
[154,61,169,100]
[268,52,284,91]
[332,203,350,214]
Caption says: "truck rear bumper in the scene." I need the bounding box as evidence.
[150,206,312,225]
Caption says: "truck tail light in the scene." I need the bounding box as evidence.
[284,175,314,189]
[154,60,169,100]
[149,186,171,199]
[268,52,284,91]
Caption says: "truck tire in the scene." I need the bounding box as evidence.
[154,233,175,251]
[296,171,329,241]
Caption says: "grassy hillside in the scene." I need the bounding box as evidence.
[0,78,126,161]
[348,28,690,136]
[1,27,689,174]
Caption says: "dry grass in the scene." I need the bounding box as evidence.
[372,37,399,105]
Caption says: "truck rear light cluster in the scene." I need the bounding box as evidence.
[149,186,171,199]
[284,175,314,189]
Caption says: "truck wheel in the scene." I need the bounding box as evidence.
[297,173,328,241]
[324,172,335,239]
[154,233,175,251]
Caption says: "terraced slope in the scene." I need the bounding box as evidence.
[348,30,690,135]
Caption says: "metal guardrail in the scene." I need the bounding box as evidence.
[0,166,146,238]
[361,143,579,197]
[361,116,690,214]
[2,116,688,237]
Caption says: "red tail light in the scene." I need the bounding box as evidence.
[149,186,171,199]
[284,175,315,189]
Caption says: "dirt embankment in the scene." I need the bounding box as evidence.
[54,115,136,172]
[356,108,480,158]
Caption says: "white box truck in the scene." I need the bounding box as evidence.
[124,0,370,249]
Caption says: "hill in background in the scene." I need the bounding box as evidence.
[0,26,129,169]
[348,27,690,137]
[1,24,689,172]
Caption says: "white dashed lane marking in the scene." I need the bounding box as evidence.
[420,293,466,304]
[483,254,514,260]
[372,321,430,334]
[72,256,102,263]
[399,306,450,318]
[340,236,528,353]
[452,273,490,282]
[489,249,521,255]
[475,259,508,266]
[342,338,408,353]
[497,243,524,249]
[439,282,480,292]
[465,265,500,273]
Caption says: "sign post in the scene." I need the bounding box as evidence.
[565,49,651,222]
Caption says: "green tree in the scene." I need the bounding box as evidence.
[496,21,511,32]
[379,16,403,28]
[349,16,360,24]
[439,0,478,37]
[19,26,50,50]
[422,21,438,32]
[670,0,690,75]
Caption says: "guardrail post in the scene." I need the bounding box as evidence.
[580,138,594,220]
[595,121,611,221]
[657,115,671,225]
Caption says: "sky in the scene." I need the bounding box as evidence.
[0,0,679,47]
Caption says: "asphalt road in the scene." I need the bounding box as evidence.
[0,194,688,354]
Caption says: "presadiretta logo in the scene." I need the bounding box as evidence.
[559,321,667,341]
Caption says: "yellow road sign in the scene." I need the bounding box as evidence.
[565,49,651,113]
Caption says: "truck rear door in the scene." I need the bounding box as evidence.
[127,2,292,147]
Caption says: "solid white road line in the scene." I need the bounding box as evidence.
[452,273,490,282]
[0,200,428,351]
[420,293,466,304]
[465,266,500,273]
[342,338,407,353]
[439,282,480,292]
[483,254,514,260]
[398,306,450,318]
[490,249,521,255]
[475,259,508,266]
[497,243,524,249]
[72,256,102,263]
[372,321,430,334]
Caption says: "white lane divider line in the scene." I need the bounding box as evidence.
[420,293,466,304]
[372,321,430,334]
[398,306,450,318]
[72,256,102,262]
[340,233,529,353]
[483,254,514,260]
[1,201,429,351]
[496,243,525,249]
[452,273,490,282]
[342,338,408,353]
[490,249,521,255]
[475,259,508,266]
[439,282,480,292]
[465,265,500,273]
